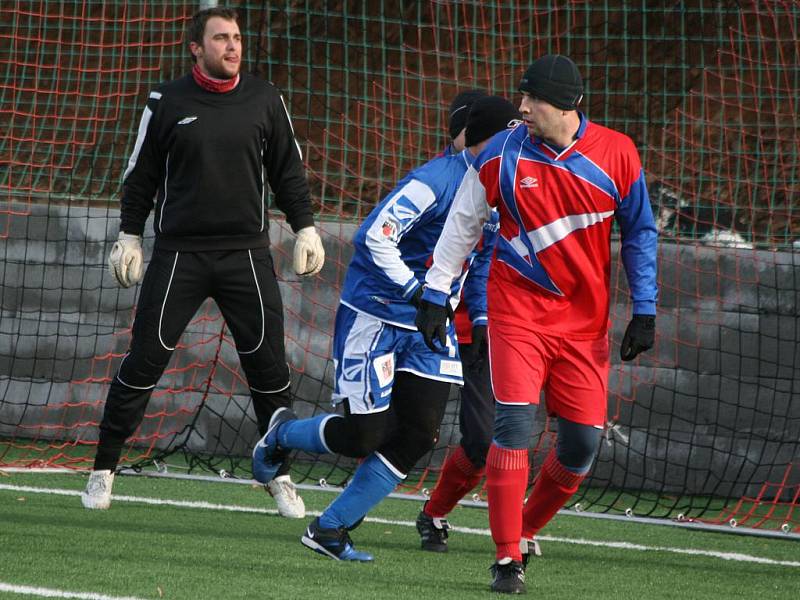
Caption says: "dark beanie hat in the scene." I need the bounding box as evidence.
[448,89,488,140]
[464,96,522,147]
[518,54,583,110]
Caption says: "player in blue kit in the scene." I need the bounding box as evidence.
[251,95,522,561]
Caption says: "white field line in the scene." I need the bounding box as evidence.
[2,483,798,568]
[0,582,148,600]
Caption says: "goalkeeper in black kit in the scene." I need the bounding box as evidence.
[81,6,324,518]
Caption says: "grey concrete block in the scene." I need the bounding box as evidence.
[2,205,799,502]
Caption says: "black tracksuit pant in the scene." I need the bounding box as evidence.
[94,247,292,473]
[457,341,495,469]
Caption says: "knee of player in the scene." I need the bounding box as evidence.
[117,351,170,387]
[240,359,290,391]
[349,433,383,457]
[340,415,390,457]
[464,441,490,469]
[405,421,442,457]
[493,403,537,449]
[556,420,602,470]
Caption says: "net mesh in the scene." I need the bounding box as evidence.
[1,0,798,532]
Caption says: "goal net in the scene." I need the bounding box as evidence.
[1,0,798,533]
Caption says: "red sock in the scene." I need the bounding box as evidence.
[486,443,529,561]
[425,445,485,518]
[522,449,586,538]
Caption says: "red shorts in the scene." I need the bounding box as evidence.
[488,319,609,427]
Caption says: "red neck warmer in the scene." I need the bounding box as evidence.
[192,64,239,93]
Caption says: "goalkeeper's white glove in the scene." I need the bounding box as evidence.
[108,232,143,288]
[293,226,325,276]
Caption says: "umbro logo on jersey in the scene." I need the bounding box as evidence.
[177,116,198,125]
[520,176,539,189]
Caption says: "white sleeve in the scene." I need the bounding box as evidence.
[364,178,436,292]
[425,165,491,294]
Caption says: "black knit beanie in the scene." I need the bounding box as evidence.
[448,89,488,140]
[464,96,522,147]
[518,54,583,110]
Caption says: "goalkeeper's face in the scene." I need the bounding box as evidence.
[192,16,242,80]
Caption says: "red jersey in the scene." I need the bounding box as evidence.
[424,116,658,340]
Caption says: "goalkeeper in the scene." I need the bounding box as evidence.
[252,96,522,562]
[416,54,658,594]
[81,6,324,519]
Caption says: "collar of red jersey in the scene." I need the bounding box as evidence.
[531,110,588,149]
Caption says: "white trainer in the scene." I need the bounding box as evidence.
[81,469,115,510]
[266,474,305,518]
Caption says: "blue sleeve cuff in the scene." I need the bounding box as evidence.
[471,315,488,325]
[402,278,422,299]
[421,288,449,307]
[632,301,657,316]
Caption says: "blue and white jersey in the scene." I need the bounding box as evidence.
[340,149,476,329]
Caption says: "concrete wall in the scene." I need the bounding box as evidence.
[1,203,798,497]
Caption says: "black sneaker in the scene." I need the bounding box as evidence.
[300,517,374,562]
[416,508,449,552]
[490,559,526,594]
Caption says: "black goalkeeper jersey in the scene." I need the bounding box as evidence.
[120,73,315,251]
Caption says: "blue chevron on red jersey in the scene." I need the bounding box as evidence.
[465,114,658,339]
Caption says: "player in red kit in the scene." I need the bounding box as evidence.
[416,54,658,594]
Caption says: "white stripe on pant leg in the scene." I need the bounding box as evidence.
[249,379,291,394]
[157,252,179,351]
[238,249,265,354]
[115,354,156,390]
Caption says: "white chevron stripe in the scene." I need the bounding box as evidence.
[510,211,614,257]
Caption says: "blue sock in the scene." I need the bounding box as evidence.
[318,453,403,530]
[277,414,339,454]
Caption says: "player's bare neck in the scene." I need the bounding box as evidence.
[544,112,580,149]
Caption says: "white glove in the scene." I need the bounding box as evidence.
[108,232,144,288]
[293,226,325,276]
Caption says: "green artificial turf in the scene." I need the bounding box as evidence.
[0,471,797,599]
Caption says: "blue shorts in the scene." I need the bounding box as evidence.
[332,304,463,414]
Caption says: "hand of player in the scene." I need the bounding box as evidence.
[415,299,451,352]
[410,286,424,308]
[471,324,488,360]
[293,226,325,276]
[620,314,655,361]
[108,232,143,288]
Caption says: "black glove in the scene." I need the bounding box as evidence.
[410,286,424,308]
[415,299,451,351]
[620,314,655,361]
[471,324,488,360]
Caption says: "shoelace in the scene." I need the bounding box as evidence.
[280,482,298,500]
[336,528,355,550]
[491,562,525,579]
[271,480,298,500]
